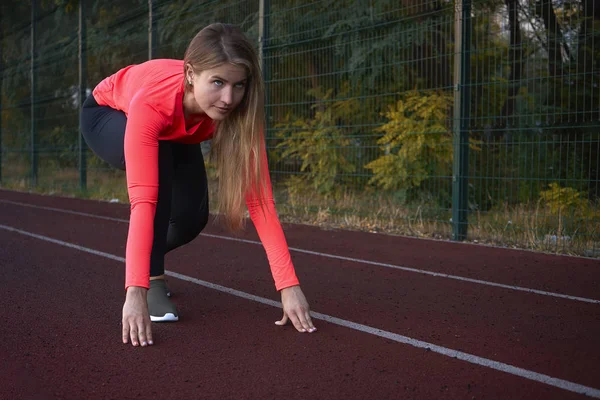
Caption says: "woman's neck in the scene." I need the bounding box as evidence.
[182,89,205,122]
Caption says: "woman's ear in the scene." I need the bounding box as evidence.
[185,63,195,85]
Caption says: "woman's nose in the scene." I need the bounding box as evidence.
[221,87,233,105]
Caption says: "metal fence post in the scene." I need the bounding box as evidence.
[148,0,157,60]
[452,0,471,241]
[31,0,38,186]
[78,0,87,190]
[259,0,271,142]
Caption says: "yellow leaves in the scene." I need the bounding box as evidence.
[540,183,598,219]
[274,84,358,197]
[64,0,75,14]
[365,90,455,191]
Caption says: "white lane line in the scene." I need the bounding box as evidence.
[0,222,599,399]
[1,198,599,305]
[0,200,128,223]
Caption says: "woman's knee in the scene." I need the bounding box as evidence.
[167,206,209,248]
[192,205,210,235]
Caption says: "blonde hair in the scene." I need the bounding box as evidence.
[183,23,267,231]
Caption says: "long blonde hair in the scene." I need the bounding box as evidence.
[183,23,267,231]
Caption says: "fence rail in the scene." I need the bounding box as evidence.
[1,0,598,257]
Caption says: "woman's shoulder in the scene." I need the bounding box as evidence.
[140,58,184,69]
[131,59,185,116]
[127,59,184,81]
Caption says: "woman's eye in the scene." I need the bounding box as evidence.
[235,82,246,89]
[213,80,223,86]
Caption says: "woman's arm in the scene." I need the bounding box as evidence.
[120,94,166,347]
[245,139,317,333]
[245,139,299,291]
[123,95,165,289]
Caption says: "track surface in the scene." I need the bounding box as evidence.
[0,189,599,400]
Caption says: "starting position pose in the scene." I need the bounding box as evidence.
[80,23,316,347]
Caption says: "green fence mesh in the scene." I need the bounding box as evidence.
[1,0,598,257]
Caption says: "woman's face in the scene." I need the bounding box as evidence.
[187,63,248,121]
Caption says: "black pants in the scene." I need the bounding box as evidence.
[80,94,209,277]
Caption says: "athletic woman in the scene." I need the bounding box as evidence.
[80,23,316,347]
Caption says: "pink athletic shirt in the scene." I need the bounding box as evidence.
[92,59,299,291]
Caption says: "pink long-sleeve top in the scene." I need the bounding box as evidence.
[92,59,299,291]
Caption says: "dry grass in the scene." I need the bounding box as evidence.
[1,167,598,258]
[271,185,599,258]
[0,167,128,202]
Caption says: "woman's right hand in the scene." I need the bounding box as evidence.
[122,286,153,347]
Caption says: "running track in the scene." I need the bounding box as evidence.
[0,189,599,400]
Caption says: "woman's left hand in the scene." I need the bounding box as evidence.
[275,285,317,333]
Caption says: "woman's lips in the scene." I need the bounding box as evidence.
[215,106,231,113]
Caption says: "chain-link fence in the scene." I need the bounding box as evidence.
[1,0,598,257]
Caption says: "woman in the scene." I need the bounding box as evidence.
[80,23,316,347]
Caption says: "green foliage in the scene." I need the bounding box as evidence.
[365,91,453,192]
[158,0,258,59]
[539,183,597,219]
[275,84,358,197]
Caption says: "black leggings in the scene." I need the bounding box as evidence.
[80,94,209,277]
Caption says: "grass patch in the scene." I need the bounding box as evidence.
[1,166,598,258]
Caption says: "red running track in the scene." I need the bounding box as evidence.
[0,189,599,400]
